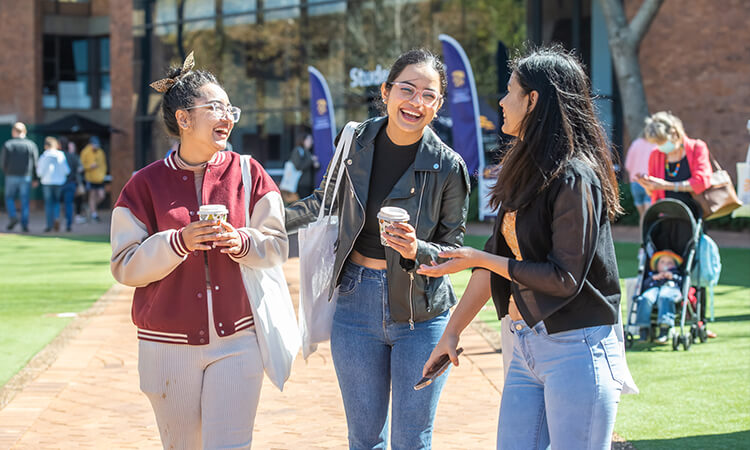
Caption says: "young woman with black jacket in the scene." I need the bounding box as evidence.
[418,46,627,450]
[286,49,469,449]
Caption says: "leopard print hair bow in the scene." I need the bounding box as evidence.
[149,51,195,93]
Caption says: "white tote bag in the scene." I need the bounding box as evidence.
[239,155,300,391]
[732,144,750,218]
[298,122,358,359]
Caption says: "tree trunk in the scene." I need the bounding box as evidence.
[598,0,664,142]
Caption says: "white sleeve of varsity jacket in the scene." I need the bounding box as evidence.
[110,206,190,287]
[229,190,289,269]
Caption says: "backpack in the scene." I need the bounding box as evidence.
[692,234,721,287]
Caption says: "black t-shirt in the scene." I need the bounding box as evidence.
[353,126,419,259]
[664,155,702,220]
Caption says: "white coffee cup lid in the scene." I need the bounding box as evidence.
[377,206,409,222]
[199,204,228,214]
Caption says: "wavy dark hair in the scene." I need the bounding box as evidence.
[490,45,623,221]
[160,66,220,138]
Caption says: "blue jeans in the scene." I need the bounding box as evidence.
[330,261,450,450]
[498,320,624,450]
[630,182,651,207]
[635,285,681,327]
[61,181,77,229]
[42,184,63,229]
[4,175,32,227]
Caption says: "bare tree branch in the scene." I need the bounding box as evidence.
[629,0,665,46]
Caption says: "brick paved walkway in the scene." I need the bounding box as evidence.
[0,258,504,449]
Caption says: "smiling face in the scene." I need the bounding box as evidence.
[381,63,443,145]
[657,255,678,272]
[499,72,533,138]
[178,83,234,155]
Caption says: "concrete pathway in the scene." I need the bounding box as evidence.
[0,258,504,449]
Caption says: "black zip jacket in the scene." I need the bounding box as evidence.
[285,117,470,326]
[485,159,621,333]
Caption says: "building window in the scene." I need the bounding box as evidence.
[42,35,111,110]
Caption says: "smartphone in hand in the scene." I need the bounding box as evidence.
[414,347,464,391]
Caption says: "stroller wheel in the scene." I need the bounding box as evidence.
[672,334,680,351]
[698,322,708,343]
[690,324,698,340]
[626,332,634,349]
[682,333,692,351]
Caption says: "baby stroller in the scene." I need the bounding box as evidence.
[625,199,709,351]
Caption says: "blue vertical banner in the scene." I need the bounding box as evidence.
[308,66,337,184]
[439,34,489,220]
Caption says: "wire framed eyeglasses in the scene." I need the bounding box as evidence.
[387,82,443,107]
[183,102,242,123]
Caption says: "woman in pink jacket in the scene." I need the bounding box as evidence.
[636,111,712,221]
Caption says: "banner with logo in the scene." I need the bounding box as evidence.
[439,34,490,220]
[308,66,337,184]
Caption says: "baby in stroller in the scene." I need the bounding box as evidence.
[634,250,684,343]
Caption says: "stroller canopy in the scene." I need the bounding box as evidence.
[641,199,700,266]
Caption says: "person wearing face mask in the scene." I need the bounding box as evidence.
[636,111,712,221]
[417,46,627,450]
[286,49,470,449]
[110,53,288,449]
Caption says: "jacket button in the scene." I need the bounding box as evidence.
[515,324,523,331]
[410,187,415,194]
[182,175,188,181]
[221,330,225,335]
[199,330,205,336]
[197,292,202,298]
[193,251,199,256]
[218,322,223,327]
[214,285,220,291]
[433,163,439,169]
[199,338,205,343]
[189,211,194,216]
[346,159,352,165]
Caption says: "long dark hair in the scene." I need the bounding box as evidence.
[160,67,220,138]
[491,46,623,221]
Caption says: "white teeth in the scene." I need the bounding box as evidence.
[402,110,421,118]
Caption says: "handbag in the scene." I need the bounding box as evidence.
[297,121,358,359]
[690,156,742,220]
[279,160,302,194]
[239,155,301,391]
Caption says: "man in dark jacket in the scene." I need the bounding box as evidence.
[1,122,39,232]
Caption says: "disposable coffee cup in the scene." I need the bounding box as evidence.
[198,204,228,222]
[377,206,410,247]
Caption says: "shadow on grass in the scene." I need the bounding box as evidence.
[25,234,109,243]
[629,430,750,450]
[712,313,750,323]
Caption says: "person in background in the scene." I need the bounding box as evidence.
[418,46,627,450]
[633,250,684,344]
[624,132,657,220]
[37,137,70,232]
[80,135,108,222]
[636,111,712,222]
[291,132,319,199]
[286,49,470,449]
[1,122,39,232]
[59,137,83,232]
[110,53,287,449]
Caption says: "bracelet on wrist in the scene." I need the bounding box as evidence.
[673,182,679,192]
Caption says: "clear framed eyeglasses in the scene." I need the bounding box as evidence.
[183,102,242,123]
[387,82,443,107]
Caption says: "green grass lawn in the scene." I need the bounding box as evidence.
[0,234,113,387]
[454,236,750,449]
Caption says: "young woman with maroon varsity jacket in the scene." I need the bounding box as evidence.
[110,55,287,449]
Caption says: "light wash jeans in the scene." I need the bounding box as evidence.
[42,184,63,230]
[331,261,450,450]
[497,320,625,450]
[635,284,681,327]
[4,175,32,227]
